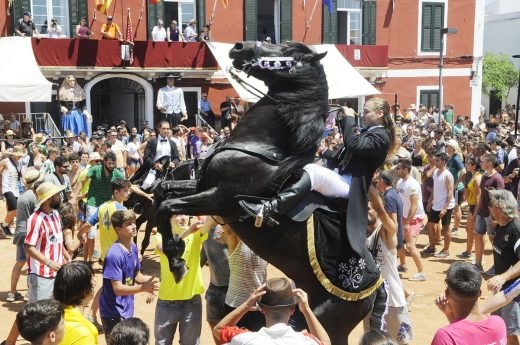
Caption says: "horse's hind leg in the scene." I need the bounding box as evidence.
[313,294,375,345]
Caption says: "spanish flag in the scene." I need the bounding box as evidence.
[150,0,161,4]
[96,0,112,15]
[221,0,228,8]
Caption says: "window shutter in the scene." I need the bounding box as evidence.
[244,0,257,41]
[279,0,292,42]
[147,1,165,40]
[432,3,444,51]
[197,0,206,30]
[362,0,376,45]
[322,0,337,43]
[421,2,444,52]
[69,0,88,38]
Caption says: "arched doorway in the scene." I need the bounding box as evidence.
[85,74,154,130]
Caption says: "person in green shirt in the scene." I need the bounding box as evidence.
[443,104,455,125]
[80,151,125,264]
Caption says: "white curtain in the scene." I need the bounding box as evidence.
[273,0,280,44]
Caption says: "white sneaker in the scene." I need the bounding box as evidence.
[409,272,427,281]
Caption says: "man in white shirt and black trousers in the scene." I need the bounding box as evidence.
[131,121,180,189]
[156,74,188,128]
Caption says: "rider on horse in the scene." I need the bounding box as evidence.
[240,97,397,235]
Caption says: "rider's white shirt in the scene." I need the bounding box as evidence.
[154,135,172,162]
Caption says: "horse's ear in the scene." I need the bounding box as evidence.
[302,51,327,62]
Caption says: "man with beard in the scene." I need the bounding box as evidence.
[81,151,125,264]
[25,182,70,303]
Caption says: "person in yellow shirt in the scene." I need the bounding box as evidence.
[53,261,98,345]
[100,16,122,40]
[154,215,213,345]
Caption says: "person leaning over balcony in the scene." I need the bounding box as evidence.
[15,11,38,37]
[184,19,198,42]
[101,16,122,40]
[76,17,93,39]
[167,20,185,42]
[152,19,167,42]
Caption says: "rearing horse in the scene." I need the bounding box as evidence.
[155,41,383,344]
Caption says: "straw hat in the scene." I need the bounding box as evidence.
[32,133,47,145]
[35,182,65,208]
[88,152,102,163]
[6,146,25,157]
[5,130,15,137]
[24,169,41,189]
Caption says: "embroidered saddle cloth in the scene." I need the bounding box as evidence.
[307,208,382,301]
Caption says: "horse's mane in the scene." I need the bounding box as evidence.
[268,42,329,181]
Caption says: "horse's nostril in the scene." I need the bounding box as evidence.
[233,42,244,51]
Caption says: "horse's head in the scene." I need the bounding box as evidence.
[229,41,327,85]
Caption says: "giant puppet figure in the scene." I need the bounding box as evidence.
[58,75,90,135]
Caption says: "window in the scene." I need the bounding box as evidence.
[337,0,362,45]
[31,0,70,37]
[421,2,445,52]
[420,89,439,109]
[164,0,195,32]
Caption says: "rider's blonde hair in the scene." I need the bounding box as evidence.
[366,97,398,159]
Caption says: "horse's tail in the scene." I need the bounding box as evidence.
[369,281,389,331]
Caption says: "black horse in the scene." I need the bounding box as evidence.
[154,41,382,344]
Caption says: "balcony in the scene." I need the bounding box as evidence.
[31,38,218,74]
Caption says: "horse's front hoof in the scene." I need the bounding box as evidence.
[133,203,143,214]
[170,259,188,283]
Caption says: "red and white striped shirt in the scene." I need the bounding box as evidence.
[25,209,64,278]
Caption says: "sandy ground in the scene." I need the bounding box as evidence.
[0,205,498,345]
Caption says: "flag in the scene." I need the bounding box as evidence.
[323,0,332,13]
[221,0,228,8]
[96,0,112,15]
[149,0,160,4]
[125,10,134,64]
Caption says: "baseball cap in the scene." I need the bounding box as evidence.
[23,11,31,17]
[107,15,113,20]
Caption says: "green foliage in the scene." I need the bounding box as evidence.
[482,53,519,101]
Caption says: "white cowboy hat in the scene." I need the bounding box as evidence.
[6,146,26,157]
[35,182,65,208]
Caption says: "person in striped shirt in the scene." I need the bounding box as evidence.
[25,182,70,304]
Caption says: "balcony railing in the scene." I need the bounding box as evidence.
[335,45,388,68]
[31,38,219,69]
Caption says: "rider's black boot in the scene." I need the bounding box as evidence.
[239,172,312,228]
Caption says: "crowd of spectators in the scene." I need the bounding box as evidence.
[1,99,520,345]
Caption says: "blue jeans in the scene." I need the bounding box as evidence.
[154,295,202,345]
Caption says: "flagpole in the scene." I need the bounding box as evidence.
[89,10,96,35]
[209,0,218,26]
[134,0,146,38]
[303,0,319,42]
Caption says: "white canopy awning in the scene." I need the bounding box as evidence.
[0,37,52,102]
[206,42,380,103]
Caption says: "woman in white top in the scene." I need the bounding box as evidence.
[126,134,141,178]
[219,223,267,331]
[365,186,413,344]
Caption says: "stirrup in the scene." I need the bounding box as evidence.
[238,200,279,228]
